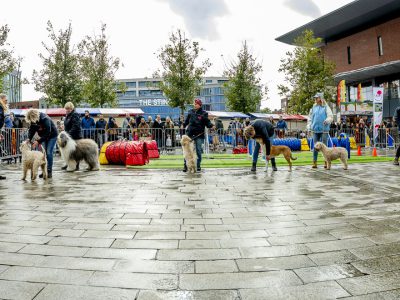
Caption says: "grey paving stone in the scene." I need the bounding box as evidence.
[230,230,268,239]
[179,239,221,249]
[196,260,238,273]
[343,289,400,299]
[35,284,138,300]
[294,264,364,283]
[0,266,93,285]
[186,231,231,239]
[0,279,45,300]
[220,238,270,248]
[0,225,23,233]
[351,255,400,274]
[306,237,375,252]
[239,244,312,258]
[184,218,222,225]
[38,256,116,271]
[0,233,52,244]
[110,218,151,225]
[114,259,194,273]
[307,250,359,266]
[338,271,400,295]
[0,251,45,266]
[349,243,400,259]
[367,232,400,244]
[73,223,114,230]
[237,255,316,272]
[81,230,135,239]
[137,290,239,300]
[89,271,178,290]
[179,270,301,290]
[239,281,350,300]
[47,229,85,237]
[151,218,183,225]
[0,241,26,252]
[48,237,114,248]
[18,244,89,257]
[181,225,206,231]
[15,227,52,235]
[134,231,185,240]
[268,233,337,245]
[158,249,241,260]
[84,248,156,260]
[113,224,180,232]
[0,265,9,274]
[112,239,178,249]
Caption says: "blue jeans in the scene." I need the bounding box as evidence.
[184,137,204,169]
[313,132,328,161]
[42,137,57,173]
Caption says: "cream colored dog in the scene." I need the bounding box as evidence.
[181,135,197,173]
[20,141,47,180]
[314,142,348,170]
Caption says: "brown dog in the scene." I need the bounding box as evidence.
[255,138,297,171]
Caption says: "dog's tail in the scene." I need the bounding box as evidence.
[290,153,298,161]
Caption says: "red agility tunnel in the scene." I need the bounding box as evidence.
[105,140,149,166]
[144,140,159,159]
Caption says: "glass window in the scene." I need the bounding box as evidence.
[139,81,147,87]
[378,36,383,56]
[347,46,351,65]
[205,79,213,83]
[217,80,228,84]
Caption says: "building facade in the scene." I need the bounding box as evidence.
[276,0,400,119]
[116,76,229,120]
[2,71,22,104]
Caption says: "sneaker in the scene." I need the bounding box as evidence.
[182,166,188,173]
[197,167,201,172]
[394,158,399,166]
[47,172,52,179]
[272,166,278,171]
[39,172,51,179]
[0,175,6,180]
[61,165,67,170]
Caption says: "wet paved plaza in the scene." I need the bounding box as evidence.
[1,158,400,299]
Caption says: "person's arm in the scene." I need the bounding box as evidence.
[324,105,333,124]
[261,126,271,156]
[90,118,95,128]
[204,112,213,129]
[183,113,190,128]
[0,107,4,129]
[307,108,313,131]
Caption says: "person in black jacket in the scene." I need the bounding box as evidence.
[95,114,107,146]
[0,94,7,179]
[62,102,82,170]
[394,106,400,165]
[183,98,214,172]
[244,119,277,172]
[25,109,58,178]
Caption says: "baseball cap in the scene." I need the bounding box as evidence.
[313,92,323,98]
[194,98,202,106]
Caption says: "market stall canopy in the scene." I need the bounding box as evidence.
[9,108,144,117]
[98,108,144,116]
[249,113,307,121]
[207,111,249,118]
[75,108,101,115]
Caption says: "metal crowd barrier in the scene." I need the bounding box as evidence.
[0,128,29,163]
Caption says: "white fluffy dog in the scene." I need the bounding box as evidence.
[20,141,47,180]
[314,142,348,170]
[181,135,197,173]
[57,131,99,172]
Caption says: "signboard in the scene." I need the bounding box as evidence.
[121,98,169,107]
[373,87,384,142]
[337,80,346,106]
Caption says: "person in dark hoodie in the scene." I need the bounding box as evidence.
[106,117,118,141]
[243,119,277,172]
[25,109,58,178]
[182,98,214,172]
[81,110,95,139]
[62,102,82,170]
[95,114,107,146]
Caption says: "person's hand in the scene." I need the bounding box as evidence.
[323,120,328,125]
[0,134,3,141]
[266,155,271,161]
[32,141,39,149]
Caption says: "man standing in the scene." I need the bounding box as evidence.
[25,109,58,178]
[81,110,95,139]
[393,105,400,165]
[0,94,8,179]
[307,92,333,169]
[63,102,82,170]
[152,115,163,148]
[183,99,214,172]
[95,114,107,146]
[276,116,288,138]
[243,119,277,172]
[122,113,132,140]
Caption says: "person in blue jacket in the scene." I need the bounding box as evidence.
[307,92,333,169]
[81,110,95,139]
[276,116,288,138]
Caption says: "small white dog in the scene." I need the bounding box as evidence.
[19,141,47,180]
[181,135,197,173]
[314,142,348,170]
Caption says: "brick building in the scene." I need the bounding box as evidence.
[276,0,400,119]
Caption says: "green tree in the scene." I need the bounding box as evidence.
[223,41,263,114]
[79,24,125,108]
[260,107,272,113]
[155,29,211,115]
[0,24,20,93]
[278,30,336,114]
[32,21,83,107]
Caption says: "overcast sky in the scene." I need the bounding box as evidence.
[1,0,354,110]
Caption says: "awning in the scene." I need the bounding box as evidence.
[75,108,101,115]
[334,60,400,84]
[249,113,280,119]
[46,108,66,116]
[207,111,249,118]
[123,108,144,115]
[9,109,25,116]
